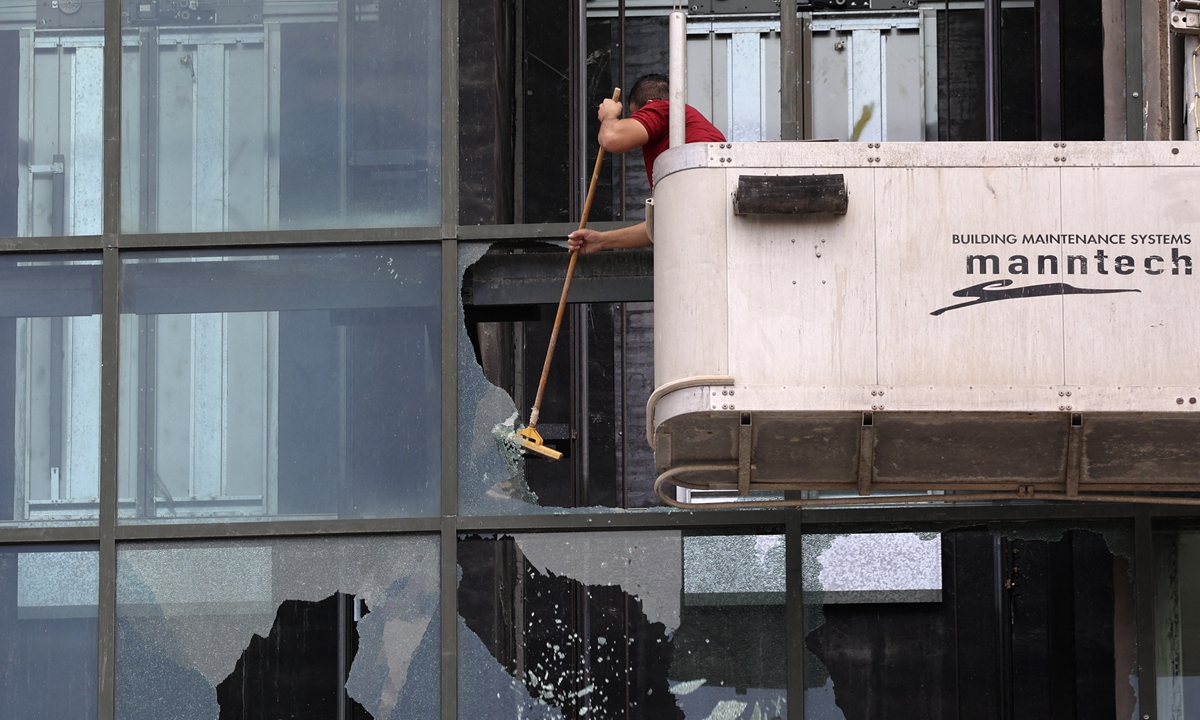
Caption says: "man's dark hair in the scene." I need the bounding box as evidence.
[629,73,669,111]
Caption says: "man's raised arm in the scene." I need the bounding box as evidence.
[596,98,649,154]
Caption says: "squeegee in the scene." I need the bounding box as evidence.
[506,88,622,461]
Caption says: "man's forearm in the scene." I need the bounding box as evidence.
[596,222,651,250]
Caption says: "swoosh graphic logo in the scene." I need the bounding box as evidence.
[930,279,1140,316]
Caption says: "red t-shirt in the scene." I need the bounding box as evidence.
[629,100,726,187]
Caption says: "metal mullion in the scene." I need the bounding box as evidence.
[440,518,458,720]
[457,511,791,532]
[440,236,460,720]
[442,0,459,231]
[1134,506,1157,719]
[0,236,106,252]
[116,226,444,250]
[801,501,1138,526]
[103,0,121,238]
[439,209,459,720]
[456,501,1141,532]
[97,246,120,720]
[113,517,442,540]
[785,513,804,720]
[1124,0,1144,140]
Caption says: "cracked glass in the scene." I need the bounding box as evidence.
[458,242,664,515]
[115,534,439,720]
[458,531,786,720]
[803,526,1137,720]
[1153,528,1200,719]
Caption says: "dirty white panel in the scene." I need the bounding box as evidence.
[117,314,140,502]
[193,43,227,231]
[728,32,762,141]
[16,319,52,503]
[120,45,142,232]
[653,166,729,385]
[71,46,103,235]
[810,32,850,141]
[64,315,101,501]
[875,166,1065,387]
[725,168,877,388]
[849,30,883,142]
[223,312,273,500]
[1059,167,1200,390]
[224,42,268,232]
[191,313,225,498]
[156,44,195,233]
[155,314,194,500]
[884,29,923,142]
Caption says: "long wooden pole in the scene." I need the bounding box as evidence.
[528,88,621,428]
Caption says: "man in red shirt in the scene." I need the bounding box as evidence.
[567,73,726,254]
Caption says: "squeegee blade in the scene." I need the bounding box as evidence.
[520,437,563,460]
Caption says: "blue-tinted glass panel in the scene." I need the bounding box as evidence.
[119,0,441,233]
[118,246,440,523]
[116,535,439,719]
[0,255,102,525]
[0,8,104,239]
[0,544,99,718]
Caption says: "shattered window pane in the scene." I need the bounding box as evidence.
[458,531,786,720]
[1154,529,1200,719]
[0,544,99,718]
[804,527,1137,720]
[115,535,439,720]
[457,243,663,514]
[118,246,440,523]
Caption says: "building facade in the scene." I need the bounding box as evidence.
[0,0,1198,717]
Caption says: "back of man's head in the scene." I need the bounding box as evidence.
[629,73,670,111]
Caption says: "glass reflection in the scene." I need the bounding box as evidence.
[0,2,104,238]
[0,255,102,525]
[0,544,99,719]
[118,246,440,522]
[119,0,440,233]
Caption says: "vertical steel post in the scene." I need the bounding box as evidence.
[786,514,805,719]
[781,0,800,141]
[97,246,120,720]
[982,0,1001,140]
[1135,507,1158,720]
[1038,0,1062,139]
[1125,0,1145,139]
[669,10,687,149]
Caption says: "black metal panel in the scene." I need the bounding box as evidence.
[464,247,652,305]
[459,0,515,225]
[120,0,262,27]
[37,0,104,29]
[734,174,849,216]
